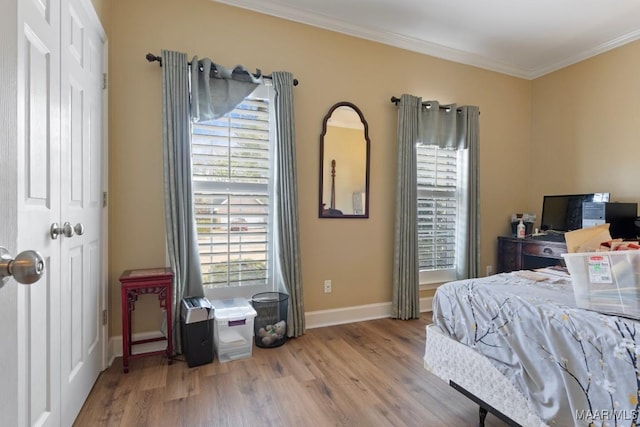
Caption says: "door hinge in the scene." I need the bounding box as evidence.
[102,73,107,90]
[102,191,107,208]
[102,309,108,325]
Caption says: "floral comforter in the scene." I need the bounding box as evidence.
[433,272,640,427]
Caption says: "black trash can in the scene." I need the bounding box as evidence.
[251,292,289,348]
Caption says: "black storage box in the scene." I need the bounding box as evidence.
[181,297,214,367]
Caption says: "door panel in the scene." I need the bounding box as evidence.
[87,241,101,354]
[67,246,83,366]
[25,266,57,426]
[18,0,61,425]
[59,0,104,424]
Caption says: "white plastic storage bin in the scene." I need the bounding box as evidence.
[210,297,257,362]
[562,250,640,319]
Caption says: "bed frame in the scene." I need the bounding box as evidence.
[424,324,549,427]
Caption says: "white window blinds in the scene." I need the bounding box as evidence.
[416,145,458,271]
[192,87,273,288]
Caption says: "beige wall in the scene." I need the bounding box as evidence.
[90,0,109,32]
[106,0,531,335]
[530,41,640,215]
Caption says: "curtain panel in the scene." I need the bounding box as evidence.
[272,72,305,337]
[419,100,461,149]
[160,50,205,354]
[457,106,480,279]
[392,94,480,320]
[392,94,421,320]
[418,101,480,279]
[190,57,262,123]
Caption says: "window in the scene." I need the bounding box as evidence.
[191,84,274,289]
[416,145,459,284]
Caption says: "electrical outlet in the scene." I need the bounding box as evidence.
[323,279,332,293]
[486,265,493,276]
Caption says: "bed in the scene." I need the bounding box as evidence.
[423,271,640,427]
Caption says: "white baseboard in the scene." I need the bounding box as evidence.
[107,297,434,363]
[304,296,433,329]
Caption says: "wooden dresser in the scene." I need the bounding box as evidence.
[497,236,567,273]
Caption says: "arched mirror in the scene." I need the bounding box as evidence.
[319,102,370,218]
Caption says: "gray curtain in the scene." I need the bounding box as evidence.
[272,72,305,337]
[190,57,262,122]
[456,106,481,279]
[392,95,480,319]
[392,94,421,320]
[420,101,462,149]
[161,50,205,354]
[421,103,480,279]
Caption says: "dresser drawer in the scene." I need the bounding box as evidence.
[522,242,565,258]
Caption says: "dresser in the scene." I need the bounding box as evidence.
[497,236,567,273]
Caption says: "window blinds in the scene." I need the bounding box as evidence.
[417,145,458,271]
[191,95,271,287]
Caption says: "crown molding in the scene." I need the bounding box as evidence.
[213,0,640,80]
[528,29,640,79]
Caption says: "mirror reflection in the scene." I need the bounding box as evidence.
[319,102,370,218]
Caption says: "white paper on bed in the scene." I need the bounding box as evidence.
[432,273,640,427]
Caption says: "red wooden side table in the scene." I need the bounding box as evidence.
[119,267,174,373]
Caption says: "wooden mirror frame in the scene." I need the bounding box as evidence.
[318,102,371,219]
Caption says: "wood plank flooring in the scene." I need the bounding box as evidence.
[74,313,508,426]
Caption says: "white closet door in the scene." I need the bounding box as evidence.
[59,0,105,424]
[16,0,62,425]
[6,0,106,425]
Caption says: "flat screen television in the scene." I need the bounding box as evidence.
[540,194,595,232]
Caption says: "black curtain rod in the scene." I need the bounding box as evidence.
[390,96,462,111]
[146,53,299,86]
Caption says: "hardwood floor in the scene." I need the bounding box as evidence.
[74,313,508,426]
